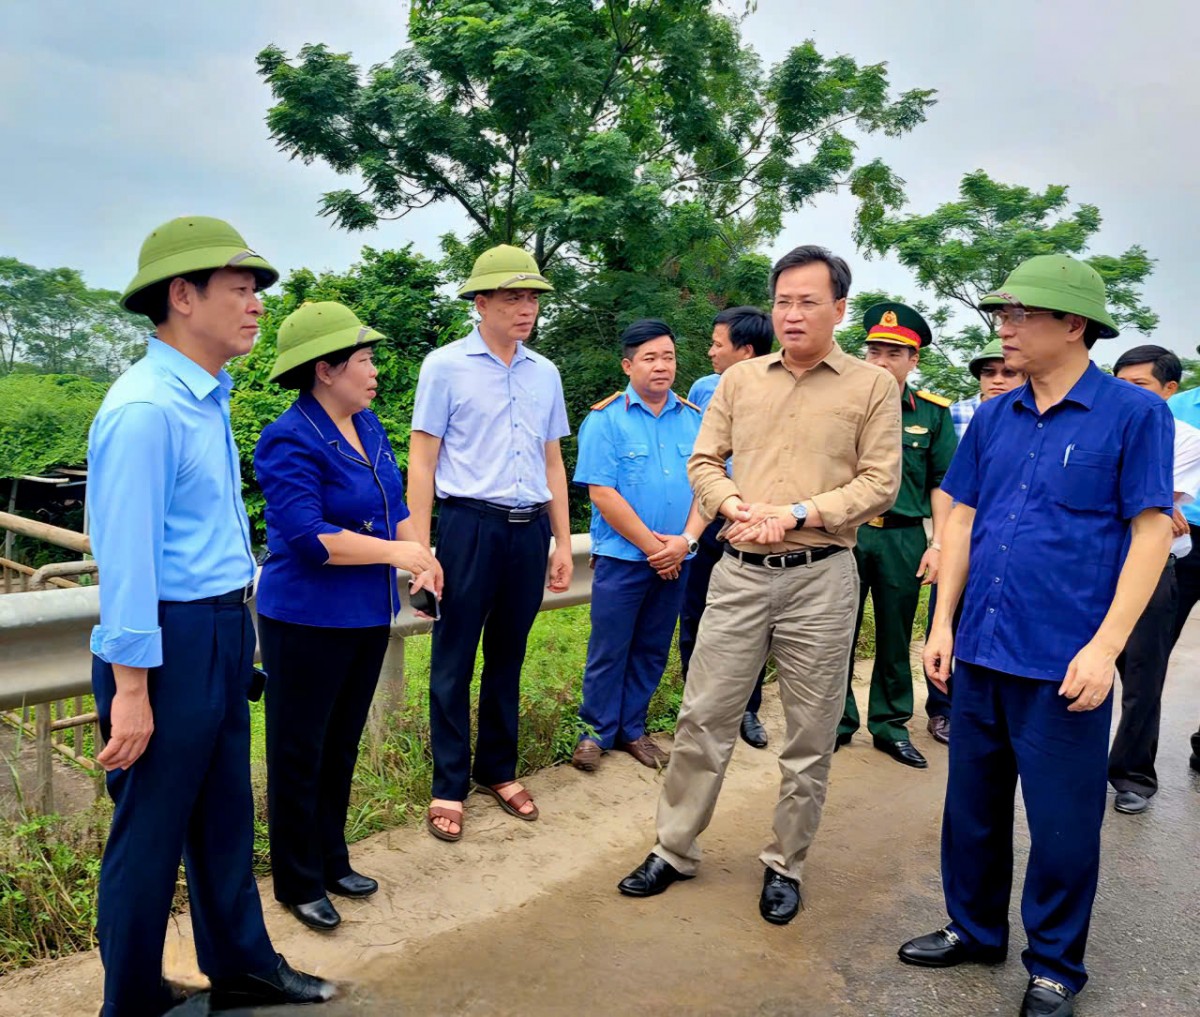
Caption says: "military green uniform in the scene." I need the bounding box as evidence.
[840,312,958,744]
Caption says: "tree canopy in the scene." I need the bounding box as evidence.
[0,373,107,479]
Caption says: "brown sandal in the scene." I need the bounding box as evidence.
[476,781,539,822]
[425,804,463,842]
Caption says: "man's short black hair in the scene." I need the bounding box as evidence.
[768,245,852,302]
[620,318,675,360]
[143,269,217,326]
[1112,344,1182,385]
[713,306,774,357]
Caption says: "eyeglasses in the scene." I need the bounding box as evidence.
[773,298,833,315]
[987,307,1057,327]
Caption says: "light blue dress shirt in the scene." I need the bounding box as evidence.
[88,338,256,668]
[1169,387,1200,527]
[574,385,702,561]
[411,327,570,507]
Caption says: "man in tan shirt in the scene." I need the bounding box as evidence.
[617,245,901,925]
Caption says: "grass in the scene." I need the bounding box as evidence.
[0,589,922,976]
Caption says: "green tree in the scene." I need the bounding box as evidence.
[227,246,468,540]
[0,258,146,380]
[0,374,107,478]
[857,170,1159,395]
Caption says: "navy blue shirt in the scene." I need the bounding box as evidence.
[942,363,1174,682]
[254,392,410,628]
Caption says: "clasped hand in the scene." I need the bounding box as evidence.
[721,499,792,545]
[647,532,689,580]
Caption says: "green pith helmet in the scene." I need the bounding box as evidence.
[122,216,278,318]
[862,301,932,350]
[458,244,553,300]
[969,337,1006,379]
[269,301,385,389]
[978,255,1118,339]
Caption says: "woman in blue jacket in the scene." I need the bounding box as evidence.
[254,301,441,932]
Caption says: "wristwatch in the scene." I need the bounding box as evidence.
[684,532,699,555]
[790,503,808,528]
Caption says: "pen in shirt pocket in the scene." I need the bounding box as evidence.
[1063,443,1075,467]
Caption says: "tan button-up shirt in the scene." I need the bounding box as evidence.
[688,344,902,552]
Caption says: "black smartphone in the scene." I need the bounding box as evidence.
[248,666,268,702]
[410,587,441,620]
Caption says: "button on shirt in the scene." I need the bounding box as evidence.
[411,327,570,507]
[254,392,411,628]
[88,338,256,668]
[942,363,1174,682]
[1169,387,1200,528]
[688,346,902,552]
[574,386,702,561]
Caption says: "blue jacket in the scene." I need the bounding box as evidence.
[254,392,410,628]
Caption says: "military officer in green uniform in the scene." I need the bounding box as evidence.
[838,303,958,768]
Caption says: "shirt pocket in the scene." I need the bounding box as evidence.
[618,443,651,485]
[803,407,859,458]
[676,442,694,460]
[903,430,932,453]
[1055,449,1119,513]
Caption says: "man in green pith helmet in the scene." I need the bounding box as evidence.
[88,216,334,1015]
[837,302,957,768]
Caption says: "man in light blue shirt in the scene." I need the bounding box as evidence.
[570,319,705,772]
[680,306,775,749]
[1168,384,1200,773]
[88,217,332,1016]
[408,244,573,840]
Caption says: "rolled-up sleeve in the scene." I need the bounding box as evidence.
[811,373,902,533]
[688,373,739,519]
[254,425,341,565]
[88,402,173,667]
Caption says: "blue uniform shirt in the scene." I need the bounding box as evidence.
[687,373,719,411]
[942,363,1174,682]
[574,385,702,561]
[411,327,570,507]
[1169,387,1200,527]
[254,392,411,628]
[88,338,256,668]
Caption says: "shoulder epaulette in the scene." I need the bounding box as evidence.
[678,395,702,412]
[917,389,952,408]
[590,391,624,412]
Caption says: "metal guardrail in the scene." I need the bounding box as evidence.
[0,534,595,813]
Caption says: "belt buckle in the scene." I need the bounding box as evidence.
[867,517,885,528]
[507,508,532,524]
[243,582,255,604]
[763,552,788,570]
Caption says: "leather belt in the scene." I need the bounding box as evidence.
[723,544,846,569]
[166,583,255,606]
[442,497,549,524]
[865,515,925,529]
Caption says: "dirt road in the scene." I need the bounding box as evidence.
[3,641,1198,1017]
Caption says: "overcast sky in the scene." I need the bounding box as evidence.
[2,0,1196,359]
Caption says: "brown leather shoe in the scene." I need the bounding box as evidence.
[617,735,669,768]
[572,739,603,771]
[927,715,950,745]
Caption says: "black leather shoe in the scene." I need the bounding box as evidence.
[1020,976,1075,1016]
[927,715,950,745]
[833,731,852,753]
[1113,790,1149,814]
[210,954,336,1009]
[327,871,379,898]
[740,712,769,749]
[759,868,801,925]
[873,736,928,769]
[897,927,1006,967]
[617,853,694,897]
[287,897,341,931]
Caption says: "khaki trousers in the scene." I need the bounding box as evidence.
[653,548,858,884]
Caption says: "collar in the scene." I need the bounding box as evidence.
[902,384,917,411]
[295,391,383,465]
[764,343,846,375]
[146,336,229,400]
[465,326,530,367]
[1014,361,1102,414]
[624,384,681,414]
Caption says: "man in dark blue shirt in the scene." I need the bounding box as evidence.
[897,256,1174,1017]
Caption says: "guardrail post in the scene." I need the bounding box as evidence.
[35,703,54,815]
[368,634,406,745]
